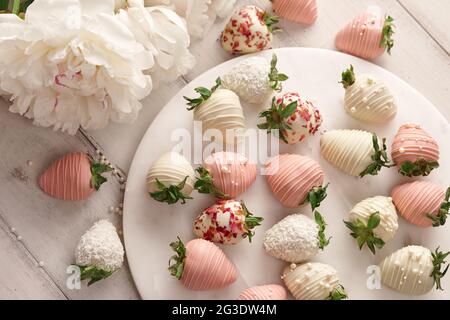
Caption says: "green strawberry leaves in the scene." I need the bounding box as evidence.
[380,16,395,54]
[431,246,450,290]
[344,212,385,254]
[339,65,356,89]
[359,134,395,177]
[258,97,298,144]
[242,201,264,243]
[268,54,289,91]
[262,11,281,34]
[303,183,329,211]
[149,176,193,205]
[185,77,221,111]
[315,211,331,250]
[194,167,227,198]
[168,237,187,280]
[399,158,439,177]
[427,187,450,227]
[77,265,114,286]
[327,285,348,300]
[90,163,113,191]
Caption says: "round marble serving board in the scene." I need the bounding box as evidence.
[123,48,450,300]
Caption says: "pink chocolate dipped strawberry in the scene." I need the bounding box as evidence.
[195,152,257,199]
[335,6,395,60]
[391,181,450,227]
[193,200,263,245]
[221,5,280,54]
[168,237,237,290]
[39,152,111,201]
[265,154,328,209]
[391,123,440,177]
[238,284,288,300]
[271,0,318,25]
[258,92,322,144]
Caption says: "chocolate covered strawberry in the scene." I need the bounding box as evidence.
[391,181,449,227]
[265,154,328,210]
[168,237,237,290]
[195,152,257,199]
[193,200,263,245]
[271,0,318,25]
[238,284,287,300]
[391,123,440,177]
[320,129,394,177]
[39,152,112,201]
[335,5,395,60]
[258,92,322,144]
[221,5,280,54]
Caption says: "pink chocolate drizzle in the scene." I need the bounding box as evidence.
[272,0,318,25]
[238,284,287,300]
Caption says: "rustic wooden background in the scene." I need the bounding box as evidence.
[0,0,449,299]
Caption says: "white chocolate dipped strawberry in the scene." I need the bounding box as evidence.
[263,212,330,263]
[344,196,398,254]
[258,92,322,144]
[282,262,347,300]
[391,123,440,177]
[193,200,263,245]
[340,65,397,123]
[379,245,450,295]
[265,154,328,210]
[238,284,287,300]
[195,151,257,199]
[320,129,394,177]
[185,78,245,144]
[271,0,318,25]
[391,181,449,227]
[147,152,195,205]
[335,5,395,60]
[221,54,288,104]
[169,237,237,290]
[220,5,280,54]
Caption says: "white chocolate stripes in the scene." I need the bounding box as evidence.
[379,246,434,295]
[320,129,374,177]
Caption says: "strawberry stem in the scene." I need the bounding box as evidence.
[303,183,329,211]
[77,265,114,286]
[327,285,348,300]
[359,134,395,177]
[399,158,439,177]
[427,187,450,227]
[149,176,193,205]
[268,54,289,91]
[90,162,113,191]
[262,11,281,33]
[184,78,221,111]
[344,212,385,254]
[242,201,263,243]
[194,167,227,198]
[315,211,331,250]
[380,15,395,54]
[258,97,297,144]
[168,237,187,280]
[431,246,450,290]
[339,65,356,89]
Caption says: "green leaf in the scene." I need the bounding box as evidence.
[168,237,187,280]
[90,162,113,190]
[280,101,298,118]
[359,134,395,177]
[242,202,264,243]
[11,0,19,14]
[343,212,385,255]
[0,0,8,11]
[339,65,356,89]
[431,246,450,290]
[427,187,450,227]
[20,0,34,13]
[303,183,329,211]
[77,265,114,286]
[193,167,227,198]
[399,158,439,177]
[380,16,395,54]
[185,78,221,111]
[149,177,193,205]
[314,211,331,250]
[268,54,289,91]
[262,11,281,33]
[327,285,348,300]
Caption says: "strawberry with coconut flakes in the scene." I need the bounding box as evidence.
[221,5,280,54]
[194,200,263,245]
[258,93,322,144]
[40,152,112,201]
[195,151,257,199]
[391,123,440,177]
[169,237,237,290]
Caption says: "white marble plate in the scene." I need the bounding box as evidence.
[123,48,450,300]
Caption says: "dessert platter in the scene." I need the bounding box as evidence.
[123,47,450,300]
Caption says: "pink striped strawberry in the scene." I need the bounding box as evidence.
[238,284,287,300]
[391,123,440,177]
[168,237,237,290]
[221,5,280,54]
[271,0,318,25]
[39,152,112,201]
[195,152,257,199]
[335,6,395,60]
[193,200,263,245]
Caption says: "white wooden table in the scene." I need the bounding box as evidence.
[0,0,449,299]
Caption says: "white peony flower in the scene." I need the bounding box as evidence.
[118,0,195,84]
[0,0,153,134]
[144,0,236,38]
